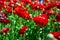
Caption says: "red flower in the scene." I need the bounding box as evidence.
[20,0,32,6]
[31,3,45,10]
[4,0,17,2]
[1,28,10,34]
[18,26,28,37]
[56,2,60,9]
[22,0,32,4]
[6,6,12,13]
[21,11,31,19]
[1,19,10,23]
[0,1,5,10]
[13,0,18,3]
[20,1,26,6]
[47,32,60,40]
[14,6,31,19]
[56,13,60,22]
[14,6,27,13]
[31,3,38,9]
[33,14,48,27]
[45,3,56,10]
[39,4,46,10]
[50,32,60,38]
[8,1,18,7]
[43,10,55,17]
[4,0,10,2]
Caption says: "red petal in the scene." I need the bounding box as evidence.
[1,28,10,33]
[1,19,10,23]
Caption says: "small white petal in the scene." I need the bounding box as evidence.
[47,34,54,40]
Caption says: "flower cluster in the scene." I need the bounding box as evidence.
[14,6,31,19]
[0,0,60,40]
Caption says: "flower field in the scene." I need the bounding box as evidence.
[0,0,60,40]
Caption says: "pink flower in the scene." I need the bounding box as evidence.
[0,12,7,20]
